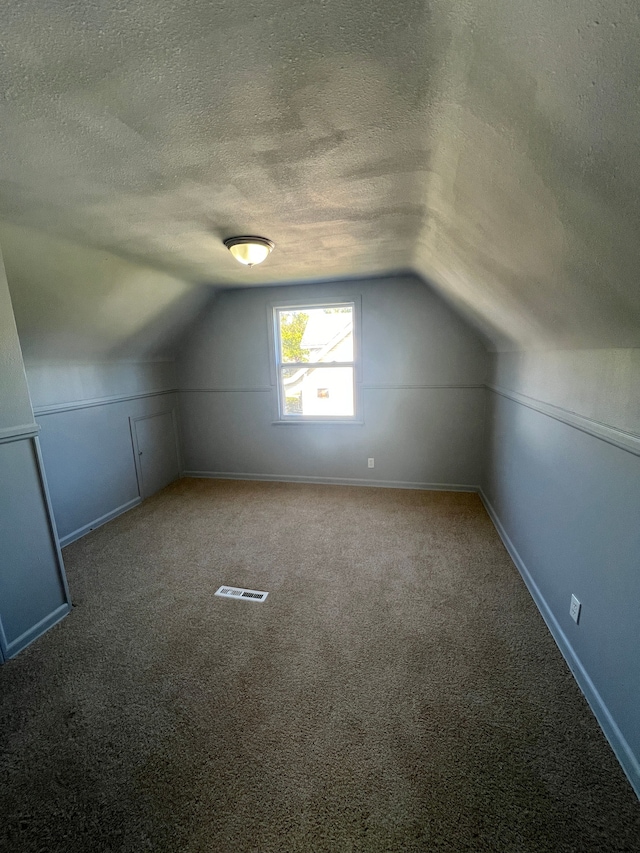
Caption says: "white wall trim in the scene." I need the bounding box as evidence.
[4,602,71,659]
[33,389,177,417]
[32,435,71,603]
[487,383,640,457]
[363,383,485,390]
[59,496,142,548]
[183,470,479,492]
[180,387,272,393]
[0,422,40,443]
[180,384,484,393]
[479,488,640,800]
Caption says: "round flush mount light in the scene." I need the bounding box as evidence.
[224,236,275,267]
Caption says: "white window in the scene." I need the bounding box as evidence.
[273,302,358,421]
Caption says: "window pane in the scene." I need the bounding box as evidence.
[281,366,354,417]
[278,310,310,364]
[279,306,353,364]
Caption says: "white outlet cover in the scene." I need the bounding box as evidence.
[570,594,581,624]
[368,458,374,468]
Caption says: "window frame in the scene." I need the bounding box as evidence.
[269,297,363,425]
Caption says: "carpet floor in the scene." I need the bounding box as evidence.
[1,478,639,852]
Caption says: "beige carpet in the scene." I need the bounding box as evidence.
[1,478,639,852]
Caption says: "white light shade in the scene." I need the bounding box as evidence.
[224,236,274,267]
[229,242,270,266]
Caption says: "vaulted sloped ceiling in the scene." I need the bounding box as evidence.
[1,0,639,351]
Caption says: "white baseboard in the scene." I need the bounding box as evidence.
[5,603,71,659]
[479,489,640,800]
[183,470,479,492]
[59,497,142,547]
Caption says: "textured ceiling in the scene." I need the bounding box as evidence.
[1,0,639,350]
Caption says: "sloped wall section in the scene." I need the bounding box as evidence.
[3,225,210,548]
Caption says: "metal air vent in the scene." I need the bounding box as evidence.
[215,586,268,602]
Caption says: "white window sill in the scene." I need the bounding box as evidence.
[272,419,364,426]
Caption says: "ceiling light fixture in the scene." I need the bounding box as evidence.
[224,236,275,267]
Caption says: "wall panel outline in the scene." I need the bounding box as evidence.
[0,434,71,660]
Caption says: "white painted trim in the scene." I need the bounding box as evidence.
[59,496,142,548]
[271,419,365,426]
[33,389,177,416]
[270,297,363,423]
[183,470,479,492]
[487,384,640,457]
[180,387,272,393]
[128,416,144,499]
[4,602,71,659]
[479,489,640,800]
[363,384,484,390]
[179,384,482,393]
[0,422,40,443]
[32,436,71,604]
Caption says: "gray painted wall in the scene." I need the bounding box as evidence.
[28,361,180,545]
[0,248,70,660]
[177,275,488,487]
[490,349,640,435]
[1,222,213,362]
[26,360,178,409]
[0,220,216,553]
[0,439,69,655]
[2,223,198,550]
[482,350,640,796]
[0,254,32,432]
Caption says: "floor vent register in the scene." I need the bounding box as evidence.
[215,586,269,602]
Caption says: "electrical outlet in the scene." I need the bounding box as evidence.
[367,457,375,468]
[569,594,581,624]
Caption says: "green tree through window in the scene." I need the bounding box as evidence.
[280,311,309,363]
